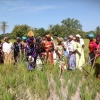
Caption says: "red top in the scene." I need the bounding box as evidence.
[95,43,100,57]
[89,40,97,53]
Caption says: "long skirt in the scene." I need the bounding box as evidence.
[68,53,76,70]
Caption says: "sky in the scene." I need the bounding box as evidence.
[0,0,100,34]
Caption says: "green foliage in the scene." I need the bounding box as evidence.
[11,24,31,38]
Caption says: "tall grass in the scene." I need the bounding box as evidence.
[0,39,100,99]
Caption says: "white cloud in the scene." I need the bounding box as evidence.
[1,0,69,14]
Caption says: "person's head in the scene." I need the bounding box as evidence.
[68,35,74,42]
[88,33,94,41]
[27,30,34,39]
[4,37,9,42]
[96,35,100,44]
[16,37,21,42]
[64,37,67,41]
[22,36,27,42]
[57,37,63,44]
[76,34,81,42]
[45,34,51,41]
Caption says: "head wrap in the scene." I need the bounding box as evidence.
[69,35,74,39]
[27,30,34,37]
[88,33,94,37]
[4,37,9,41]
[22,36,27,40]
[16,37,21,40]
[64,37,67,41]
[76,34,81,38]
[45,34,51,39]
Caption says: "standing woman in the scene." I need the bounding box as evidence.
[94,35,100,78]
[25,30,36,70]
[55,37,67,71]
[67,35,76,70]
[75,35,85,70]
[88,33,96,66]
[44,34,54,64]
[2,37,13,64]
[0,40,4,64]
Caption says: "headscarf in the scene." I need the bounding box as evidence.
[64,37,67,41]
[76,34,81,38]
[22,36,27,40]
[69,35,74,39]
[27,30,34,37]
[88,33,94,37]
[4,37,9,41]
[45,34,51,39]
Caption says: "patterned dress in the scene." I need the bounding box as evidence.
[56,45,66,69]
[26,43,36,70]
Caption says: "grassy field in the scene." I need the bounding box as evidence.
[0,39,100,100]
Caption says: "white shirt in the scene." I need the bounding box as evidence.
[67,40,75,52]
[3,42,13,53]
[80,38,84,45]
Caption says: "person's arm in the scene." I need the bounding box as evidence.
[74,42,81,56]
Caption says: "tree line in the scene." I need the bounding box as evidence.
[0,18,100,39]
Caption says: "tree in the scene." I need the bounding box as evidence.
[61,18,82,36]
[61,18,82,30]
[0,21,8,36]
[95,26,100,35]
[11,24,31,38]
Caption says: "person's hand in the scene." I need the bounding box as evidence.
[78,52,81,56]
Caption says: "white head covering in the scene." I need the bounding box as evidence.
[76,34,81,38]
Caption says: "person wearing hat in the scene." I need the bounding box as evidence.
[75,34,85,70]
[67,35,76,70]
[2,37,13,64]
[25,38,37,70]
[88,33,97,66]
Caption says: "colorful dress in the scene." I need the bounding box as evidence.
[75,42,85,70]
[67,40,76,70]
[56,45,66,69]
[26,43,36,70]
[44,41,54,64]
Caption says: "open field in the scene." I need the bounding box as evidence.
[0,39,100,100]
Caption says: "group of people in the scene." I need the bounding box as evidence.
[0,31,100,78]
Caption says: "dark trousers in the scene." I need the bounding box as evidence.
[89,52,95,66]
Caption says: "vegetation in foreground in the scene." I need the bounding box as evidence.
[0,39,100,100]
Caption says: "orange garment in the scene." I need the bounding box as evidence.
[44,41,54,64]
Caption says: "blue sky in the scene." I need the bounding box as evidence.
[0,0,100,34]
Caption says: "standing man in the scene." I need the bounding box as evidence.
[2,37,13,64]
